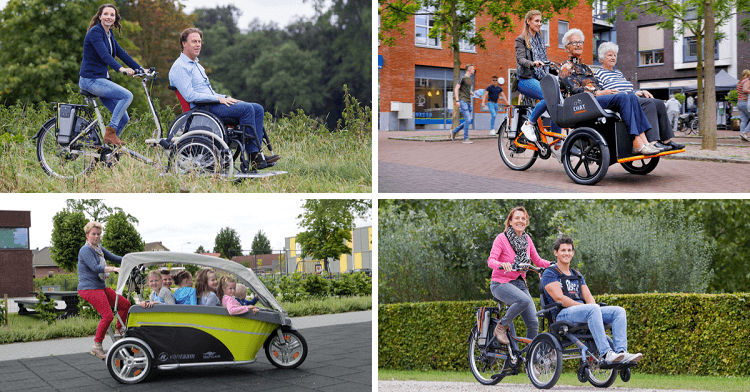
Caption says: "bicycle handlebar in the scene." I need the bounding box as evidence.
[509,262,543,273]
[123,67,157,78]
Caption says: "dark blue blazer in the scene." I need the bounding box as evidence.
[79,23,141,79]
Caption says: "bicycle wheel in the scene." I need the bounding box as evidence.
[562,129,610,185]
[620,157,659,175]
[468,326,506,385]
[168,136,221,176]
[265,329,308,369]
[526,334,562,389]
[36,114,101,179]
[583,338,618,388]
[690,118,699,134]
[498,117,538,171]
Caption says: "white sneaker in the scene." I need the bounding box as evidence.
[489,129,498,136]
[603,351,625,363]
[621,351,643,363]
[550,146,562,163]
[520,121,537,142]
[463,138,473,144]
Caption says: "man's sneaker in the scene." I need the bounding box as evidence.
[602,351,625,363]
[489,129,498,136]
[740,133,749,141]
[450,130,456,141]
[520,121,537,142]
[620,351,643,363]
[463,138,473,144]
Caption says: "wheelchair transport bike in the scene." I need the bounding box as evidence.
[105,252,307,384]
[468,263,636,389]
[497,61,686,185]
[34,68,285,180]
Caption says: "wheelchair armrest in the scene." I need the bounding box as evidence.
[598,302,607,307]
[544,301,563,310]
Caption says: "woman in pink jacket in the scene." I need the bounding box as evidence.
[487,206,552,345]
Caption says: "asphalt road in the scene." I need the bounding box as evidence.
[0,321,371,392]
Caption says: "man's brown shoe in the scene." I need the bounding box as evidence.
[103,126,125,146]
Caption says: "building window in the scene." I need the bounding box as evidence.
[558,21,568,48]
[415,10,439,47]
[459,20,476,52]
[638,25,664,66]
[541,22,550,46]
[0,227,29,249]
[683,36,719,62]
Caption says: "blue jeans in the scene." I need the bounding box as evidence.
[488,102,503,131]
[517,78,562,134]
[451,100,472,139]
[79,77,133,136]
[595,94,651,137]
[738,101,750,135]
[556,305,628,356]
[205,101,265,153]
[490,280,539,339]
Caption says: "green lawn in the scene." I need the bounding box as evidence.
[379,369,750,392]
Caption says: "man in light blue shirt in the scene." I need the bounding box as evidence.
[169,28,280,168]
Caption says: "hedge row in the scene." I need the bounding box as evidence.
[378,293,750,376]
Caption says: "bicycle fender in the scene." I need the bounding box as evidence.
[33,118,56,139]
[568,127,608,147]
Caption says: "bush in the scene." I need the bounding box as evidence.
[0,297,6,326]
[303,274,330,297]
[278,272,307,303]
[378,293,750,376]
[33,273,78,291]
[35,292,58,325]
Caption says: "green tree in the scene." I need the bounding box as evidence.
[379,0,583,126]
[296,199,371,273]
[65,199,139,224]
[195,245,207,253]
[101,211,145,256]
[214,227,242,259]
[251,230,272,255]
[50,209,88,272]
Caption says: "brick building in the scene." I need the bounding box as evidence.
[379,2,595,131]
[0,210,33,298]
[32,247,70,279]
[232,253,281,274]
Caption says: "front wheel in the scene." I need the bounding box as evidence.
[168,136,221,176]
[36,116,101,179]
[498,116,537,171]
[583,338,618,388]
[106,339,153,384]
[265,329,308,369]
[526,334,562,389]
[562,130,610,185]
[468,326,506,385]
[620,156,659,175]
[690,118,699,134]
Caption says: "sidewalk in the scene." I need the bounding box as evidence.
[0,310,371,361]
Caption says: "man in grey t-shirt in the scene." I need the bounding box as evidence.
[450,64,476,143]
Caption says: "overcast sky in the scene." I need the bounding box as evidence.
[1,194,371,254]
[0,0,323,31]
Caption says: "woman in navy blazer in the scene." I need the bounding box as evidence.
[79,4,142,146]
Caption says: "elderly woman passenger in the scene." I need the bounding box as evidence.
[558,29,660,156]
[594,42,685,151]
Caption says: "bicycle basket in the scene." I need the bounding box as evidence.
[56,104,77,145]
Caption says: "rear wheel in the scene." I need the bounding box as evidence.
[468,326,506,385]
[562,130,610,185]
[498,116,537,171]
[107,339,153,384]
[620,156,659,175]
[527,334,562,389]
[36,115,101,179]
[690,118,699,134]
[265,329,308,369]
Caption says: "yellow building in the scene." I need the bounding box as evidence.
[284,226,372,274]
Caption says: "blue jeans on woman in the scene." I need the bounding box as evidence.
[738,101,750,136]
[517,77,562,134]
[490,279,539,340]
[556,305,628,357]
[594,93,652,137]
[451,100,472,140]
[205,101,265,153]
[79,77,133,136]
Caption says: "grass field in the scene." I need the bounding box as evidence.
[379,369,750,392]
[0,91,371,192]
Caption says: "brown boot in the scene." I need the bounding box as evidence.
[90,342,106,360]
[493,323,510,345]
[103,126,125,146]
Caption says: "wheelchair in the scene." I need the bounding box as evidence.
[164,86,285,179]
[527,277,636,389]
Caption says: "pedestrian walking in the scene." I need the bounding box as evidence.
[665,95,682,134]
[482,76,509,135]
[737,69,750,141]
[450,64,477,143]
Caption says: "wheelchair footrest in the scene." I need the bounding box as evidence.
[598,361,638,370]
[618,148,686,163]
[221,170,287,179]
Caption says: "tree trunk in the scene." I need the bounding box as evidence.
[701,0,717,150]
[450,2,461,132]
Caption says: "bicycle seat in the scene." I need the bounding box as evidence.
[79,89,98,98]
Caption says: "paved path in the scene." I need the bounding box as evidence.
[0,311,371,392]
[378,130,750,193]
[379,380,712,392]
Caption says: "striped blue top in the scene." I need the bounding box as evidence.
[594,68,635,93]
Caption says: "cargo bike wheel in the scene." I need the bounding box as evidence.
[468,325,506,385]
[264,329,308,369]
[526,334,562,389]
[35,111,102,179]
[582,338,618,388]
[106,339,153,384]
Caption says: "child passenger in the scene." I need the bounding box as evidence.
[234,283,258,306]
[173,270,197,305]
[140,270,175,308]
[218,276,259,315]
[195,269,221,306]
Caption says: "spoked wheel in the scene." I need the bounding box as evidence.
[106,339,153,384]
[620,156,659,175]
[468,326,507,385]
[583,338,618,388]
[36,115,101,179]
[265,329,308,369]
[562,130,610,185]
[690,118,699,134]
[526,334,562,389]
[169,136,221,175]
[498,119,538,171]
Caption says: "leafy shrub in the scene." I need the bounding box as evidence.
[35,292,58,325]
[379,293,750,376]
[303,274,330,297]
[34,273,78,291]
[278,272,307,303]
[0,297,6,326]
